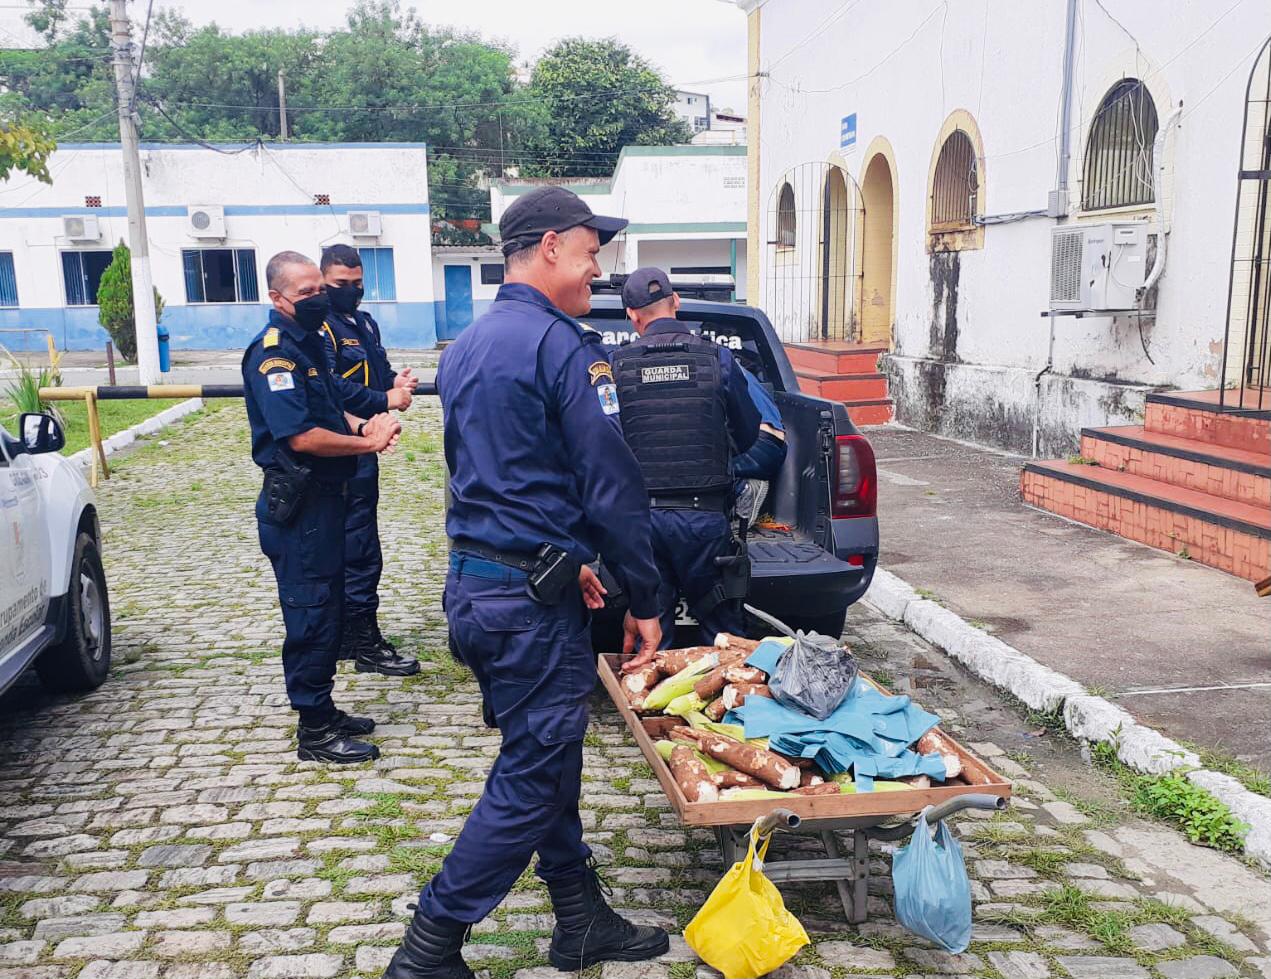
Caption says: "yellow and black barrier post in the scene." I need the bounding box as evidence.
[37,382,439,488]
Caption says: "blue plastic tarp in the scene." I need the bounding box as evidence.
[732,642,946,791]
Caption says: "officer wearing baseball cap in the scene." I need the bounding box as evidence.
[610,266,761,647]
[381,187,667,979]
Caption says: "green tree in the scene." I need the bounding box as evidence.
[521,38,691,177]
[0,119,56,182]
[96,242,164,364]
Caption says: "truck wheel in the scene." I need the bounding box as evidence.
[37,532,111,693]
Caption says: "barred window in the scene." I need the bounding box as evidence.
[931,130,978,231]
[1082,79,1158,211]
[776,182,796,248]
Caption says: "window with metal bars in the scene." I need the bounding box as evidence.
[181,249,259,303]
[0,253,17,307]
[776,183,796,248]
[930,130,978,231]
[1082,79,1159,211]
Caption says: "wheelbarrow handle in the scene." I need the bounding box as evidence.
[923,793,1008,824]
[752,808,802,836]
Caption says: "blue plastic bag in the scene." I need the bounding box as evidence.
[892,807,972,953]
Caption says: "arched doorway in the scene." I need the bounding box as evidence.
[860,148,896,348]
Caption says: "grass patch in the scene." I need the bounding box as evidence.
[1,395,187,456]
[1091,741,1248,853]
[1180,741,1271,798]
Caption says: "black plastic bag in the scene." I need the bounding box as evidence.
[745,605,858,720]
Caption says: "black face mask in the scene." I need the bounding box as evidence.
[328,282,364,315]
[290,292,331,331]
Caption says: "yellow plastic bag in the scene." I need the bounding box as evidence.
[684,831,809,978]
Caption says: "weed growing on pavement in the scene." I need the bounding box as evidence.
[1090,742,1249,852]
[1066,454,1099,465]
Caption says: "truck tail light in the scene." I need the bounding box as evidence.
[832,434,877,518]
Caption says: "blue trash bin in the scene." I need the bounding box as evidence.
[157,324,170,373]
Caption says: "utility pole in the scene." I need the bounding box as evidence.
[277,69,288,141]
[109,0,161,383]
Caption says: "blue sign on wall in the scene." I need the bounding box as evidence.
[840,113,857,149]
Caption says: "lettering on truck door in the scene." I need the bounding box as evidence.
[0,439,49,652]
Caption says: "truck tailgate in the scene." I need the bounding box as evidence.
[749,527,866,621]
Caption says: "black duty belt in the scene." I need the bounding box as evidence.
[313,479,349,496]
[451,539,538,572]
[649,492,731,512]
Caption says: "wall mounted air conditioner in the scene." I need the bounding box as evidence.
[1049,222,1148,313]
[187,205,226,239]
[62,215,100,242]
[347,210,382,238]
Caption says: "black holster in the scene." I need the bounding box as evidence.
[700,519,750,615]
[262,449,312,525]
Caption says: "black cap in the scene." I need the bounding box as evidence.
[499,186,628,256]
[622,267,674,310]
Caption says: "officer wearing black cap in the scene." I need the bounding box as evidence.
[382,186,668,979]
[611,267,761,647]
[317,243,419,678]
[241,250,401,765]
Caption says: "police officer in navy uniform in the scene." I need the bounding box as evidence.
[382,187,668,979]
[242,251,401,765]
[611,268,761,647]
[317,243,419,677]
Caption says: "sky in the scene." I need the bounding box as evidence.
[0,0,749,112]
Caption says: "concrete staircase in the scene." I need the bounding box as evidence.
[1021,389,1271,581]
[784,341,894,426]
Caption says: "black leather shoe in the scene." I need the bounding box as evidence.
[545,861,668,971]
[297,722,381,764]
[331,709,376,737]
[381,908,474,979]
[371,615,401,655]
[355,645,421,677]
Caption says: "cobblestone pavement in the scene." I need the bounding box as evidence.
[3,402,1271,979]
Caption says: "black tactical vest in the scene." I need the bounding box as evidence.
[611,328,733,497]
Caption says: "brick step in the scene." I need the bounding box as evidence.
[1021,459,1270,581]
[844,400,895,426]
[1081,425,1271,508]
[795,368,889,402]
[784,341,886,376]
[1144,390,1270,454]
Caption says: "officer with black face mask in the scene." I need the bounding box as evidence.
[242,251,402,763]
[317,244,419,677]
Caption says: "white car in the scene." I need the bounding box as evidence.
[1,412,111,695]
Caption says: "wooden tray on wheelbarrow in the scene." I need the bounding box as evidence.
[597,652,1013,924]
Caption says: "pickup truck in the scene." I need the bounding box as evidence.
[580,295,879,648]
[1,412,112,697]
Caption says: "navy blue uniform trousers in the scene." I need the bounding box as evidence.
[417,554,593,924]
[344,453,382,616]
[257,487,346,726]
[651,508,746,648]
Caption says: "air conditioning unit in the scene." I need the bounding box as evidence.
[186,205,226,239]
[347,210,382,238]
[62,215,100,242]
[1049,222,1148,313]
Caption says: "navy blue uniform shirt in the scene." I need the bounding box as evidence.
[320,309,394,417]
[437,282,661,619]
[242,308,356,482]
[640,318,761,454]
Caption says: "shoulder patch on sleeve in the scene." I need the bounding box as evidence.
[307,367,319,377]
[267,372,296,392]
[596,383,620,415]
[263,327,280,349]
[258,357,296,374]
[587,361,614,387]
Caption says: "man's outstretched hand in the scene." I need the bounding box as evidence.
[621,612,662,672]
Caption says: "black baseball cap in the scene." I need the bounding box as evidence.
[499,186,628,256]
[622,267,674,310]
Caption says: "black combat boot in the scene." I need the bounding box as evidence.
[348,613,421,676]
[370,614,400,655]
[296,719,380,764]
[331,709,376,737]
[339,612,376,662]
[381,908,474,979]
[545,861,669,971]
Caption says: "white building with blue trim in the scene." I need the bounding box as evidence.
[0,142,435,352]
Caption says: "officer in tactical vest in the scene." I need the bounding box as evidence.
[318,243,419,677]
[241,251,401,764]
[610,267,761,646]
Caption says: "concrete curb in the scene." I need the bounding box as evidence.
[863,566,1271,868]
[68,397,204,470]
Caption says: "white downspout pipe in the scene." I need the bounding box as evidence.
[1143,106,1183,293]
